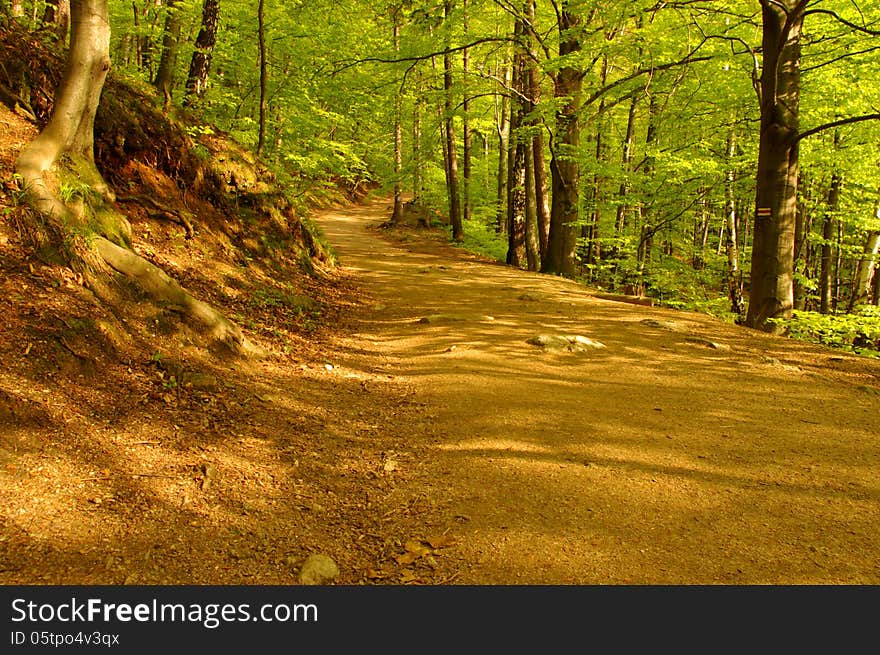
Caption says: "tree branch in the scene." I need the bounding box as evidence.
[796,113,880,143]
[332,37,516,75]
[803,8,880,35]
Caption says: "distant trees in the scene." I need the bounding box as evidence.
[4,0,879,342]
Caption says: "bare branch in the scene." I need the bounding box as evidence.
[332,37,516,75]
[797,113,880,143]
[804,8,880,35]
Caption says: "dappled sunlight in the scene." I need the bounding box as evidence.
[307,203,880,583]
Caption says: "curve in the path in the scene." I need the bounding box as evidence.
[316,200,880,584]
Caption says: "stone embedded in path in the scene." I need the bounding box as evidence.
[640,318,681,332]
[298,554,340,585]
[417,314,466,325]
[684,337,731,351]
[526,334,606,353]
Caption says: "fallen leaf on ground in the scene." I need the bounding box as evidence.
[426,534,456,549]
[404,539,431,556]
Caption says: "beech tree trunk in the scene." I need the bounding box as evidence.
[819,172,841,314]
[724,130,745,318]
[42,0,71,41]
[543,1,581,277]
[154,0,181,110]
[615,94,638,235]
[849,220,880,312]
[506,14,527,267]
[495,61,511,234]
[16,0,260,358]
[256,0,267,156]
[391,16,403,223]
[525,0,548,263]
[16,0,113,221]
[461,0,471,223]
[184,0,220,106]
[443,0,463,241]
[745,0,805,332]
[524,139,540,271]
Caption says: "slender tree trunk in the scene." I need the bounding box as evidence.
[132,1,156,75]
[584,55,610,273]
[443,0,463,241]
[506,131,526,266]
[495,61,511,234]
[637,95,658,281]
[615,93,638,235]
[412,97,422,200]
[16,0,112,206]
[255,0,268,155]
[819,172,841,314]
[183,0,220,106]
[390,17,404,222]
[543,1,581,277]
[506,12,528,266]
[524,138,540,271]
[154,0,181,110]
[746,0,804,332]
[848,201,880,311]
[461,0,471,223]
[525,0,549,263]
[793,172,810,310]
[42,0,71,41]
[724,130,745,318]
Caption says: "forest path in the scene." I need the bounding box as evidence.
[315,198,880,584]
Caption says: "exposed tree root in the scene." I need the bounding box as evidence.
[94,237,265,357]
[116,194,195,239]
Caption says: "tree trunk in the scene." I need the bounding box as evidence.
[42,0,71,42]
[724,130,745,318]
[543,1,581,277]
[16,0,113,218]
[793,172,810,310]
[637,95,658,281]
[524,138,540,271]
[461,0,471,223]
[585,68,608,273]
[183,0,220,106]
[443,0,463,241]
[390,16,403,223]
[506,132,526,266]
[615,93,638,235]
[745,0,804,332]
[16,0,260,358]
[495,61,510,234]
[154,0,181,110]
[524,0,548,263]
[506,13,528,266]
[255,0,268,155]
[819,172,841,314]
[412,98,422,200]
[848,201,880,311]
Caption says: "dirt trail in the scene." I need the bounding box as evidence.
[315,199,880,584]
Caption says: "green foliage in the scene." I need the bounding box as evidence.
[773,307,880,357]
[643,253,740,323]
[454,215,507,263]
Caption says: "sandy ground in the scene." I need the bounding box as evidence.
[313,199,880,584]
[1,188,878,586]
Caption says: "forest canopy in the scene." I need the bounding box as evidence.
[4,0,880,353]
